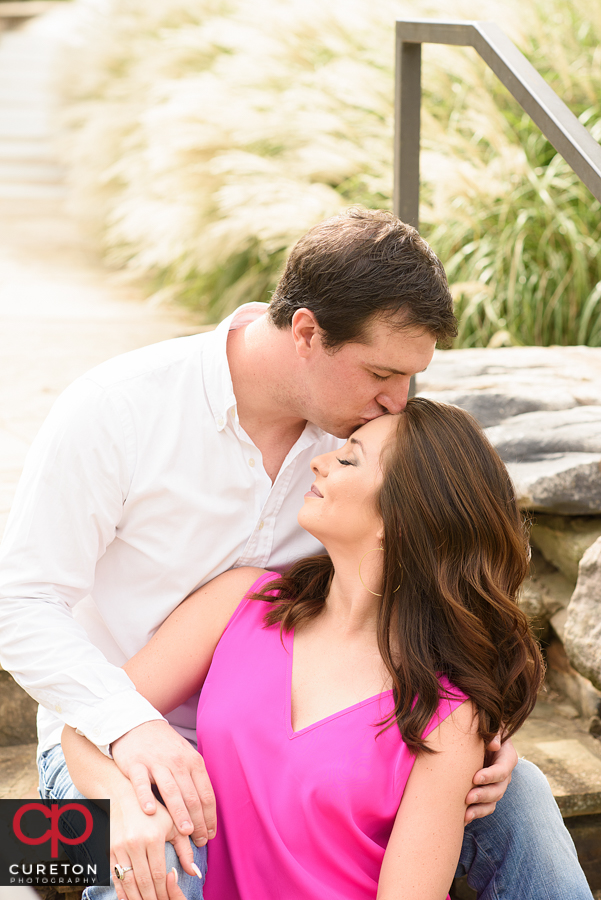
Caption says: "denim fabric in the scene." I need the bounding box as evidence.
[40,746,591,899]
[38,744,207,900]
[456,758,593,899]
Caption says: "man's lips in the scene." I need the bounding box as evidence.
[306,484,323,498]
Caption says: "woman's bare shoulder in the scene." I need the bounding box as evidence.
[207,566,269,597]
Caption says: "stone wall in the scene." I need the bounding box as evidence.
[419,346,601,724]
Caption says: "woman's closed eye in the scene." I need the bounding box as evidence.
[336,457,355,467]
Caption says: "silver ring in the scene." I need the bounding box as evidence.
[114,864,134,881]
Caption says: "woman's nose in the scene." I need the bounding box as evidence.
[310,452,329,476]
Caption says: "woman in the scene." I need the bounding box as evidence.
[63,399,543,900]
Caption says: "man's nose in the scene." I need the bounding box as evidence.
[377,378,410,415]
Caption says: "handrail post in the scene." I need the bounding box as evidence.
[394,31,421,229]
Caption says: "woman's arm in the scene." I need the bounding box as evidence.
[62,725,196,900]
[108,565,266,834]
[62,566,266,899]
[122,566,267,713]
[377,701,484,900]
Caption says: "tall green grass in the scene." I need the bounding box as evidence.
[61,0,601,346]
[420,0,601,346]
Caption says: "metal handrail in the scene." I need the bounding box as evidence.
[393,19,601,228]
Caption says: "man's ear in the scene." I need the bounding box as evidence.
[291,308,320,359]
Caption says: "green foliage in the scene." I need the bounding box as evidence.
[426,128,601,348]
[61,0,601,344]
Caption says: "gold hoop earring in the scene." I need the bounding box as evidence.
[358,546,384,596]
[358,546,402,596]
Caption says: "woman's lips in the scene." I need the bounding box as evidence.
[305,484,323,498]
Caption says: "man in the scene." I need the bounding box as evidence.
[0,209,592,899]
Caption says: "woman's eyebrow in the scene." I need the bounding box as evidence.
[349,437,365,455]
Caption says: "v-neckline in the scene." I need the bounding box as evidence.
[284,627,393,740]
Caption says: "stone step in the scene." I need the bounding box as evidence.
[0,88,54,106]
[0,161,65,182]
[0,182,67,199]
[514,700,601,817]
[0,139,58,162]
[0,111,53,140]
[513,700,601,892]
[0,68,56,86]
[0,2,63,18]
[0,667,38,746]
[0,742,38,799]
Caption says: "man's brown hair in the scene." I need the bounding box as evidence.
[269,207,457,348]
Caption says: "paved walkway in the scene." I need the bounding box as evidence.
[0,5,201,541]
[0,6,200,797]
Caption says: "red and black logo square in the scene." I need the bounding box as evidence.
[0,799,110,887]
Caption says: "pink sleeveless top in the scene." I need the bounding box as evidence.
[196,573,466,899]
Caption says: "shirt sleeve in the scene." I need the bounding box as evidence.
[0,375,165,750]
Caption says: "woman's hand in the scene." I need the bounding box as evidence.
[165,868,188,900]
[111,780,199,900]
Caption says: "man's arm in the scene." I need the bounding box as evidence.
[0,377,164,749]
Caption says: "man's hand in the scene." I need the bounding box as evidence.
[464,733,518,824]
[111,721,216,847]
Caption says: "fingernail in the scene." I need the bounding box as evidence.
[207,829,215,838]
[194,837,207,847]
[191,864,203,881]
[144,802,154,811]
[171,868,178,885]
[181,820,192,831]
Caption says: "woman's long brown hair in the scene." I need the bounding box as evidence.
[255,398,544,753]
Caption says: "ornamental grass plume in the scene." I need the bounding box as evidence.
[60,0,601,346]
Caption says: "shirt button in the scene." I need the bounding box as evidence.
[249,458,255,467]
[216,416,224,427]
[258,521,264,530]
[54,704,62,713]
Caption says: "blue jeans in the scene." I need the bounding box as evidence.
[457,758,593,898]
[40,746,592,899]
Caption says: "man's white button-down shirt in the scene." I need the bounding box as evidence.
[0,303,341,755]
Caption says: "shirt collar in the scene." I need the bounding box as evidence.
[202,302,327,445]
[202,302,270,432]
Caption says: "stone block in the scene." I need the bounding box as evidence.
[420,389,576,428]
[546,637,601,720]
[516,736,601,816]
[530,515,601,583]
[485,406,601,458]
[0,669,37,746]
[418,346,601,409]
[0,742,38,798]
[519,549,574,621]
[564,537,601,692]
[564,814,601,892]
[505,454,601,515]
